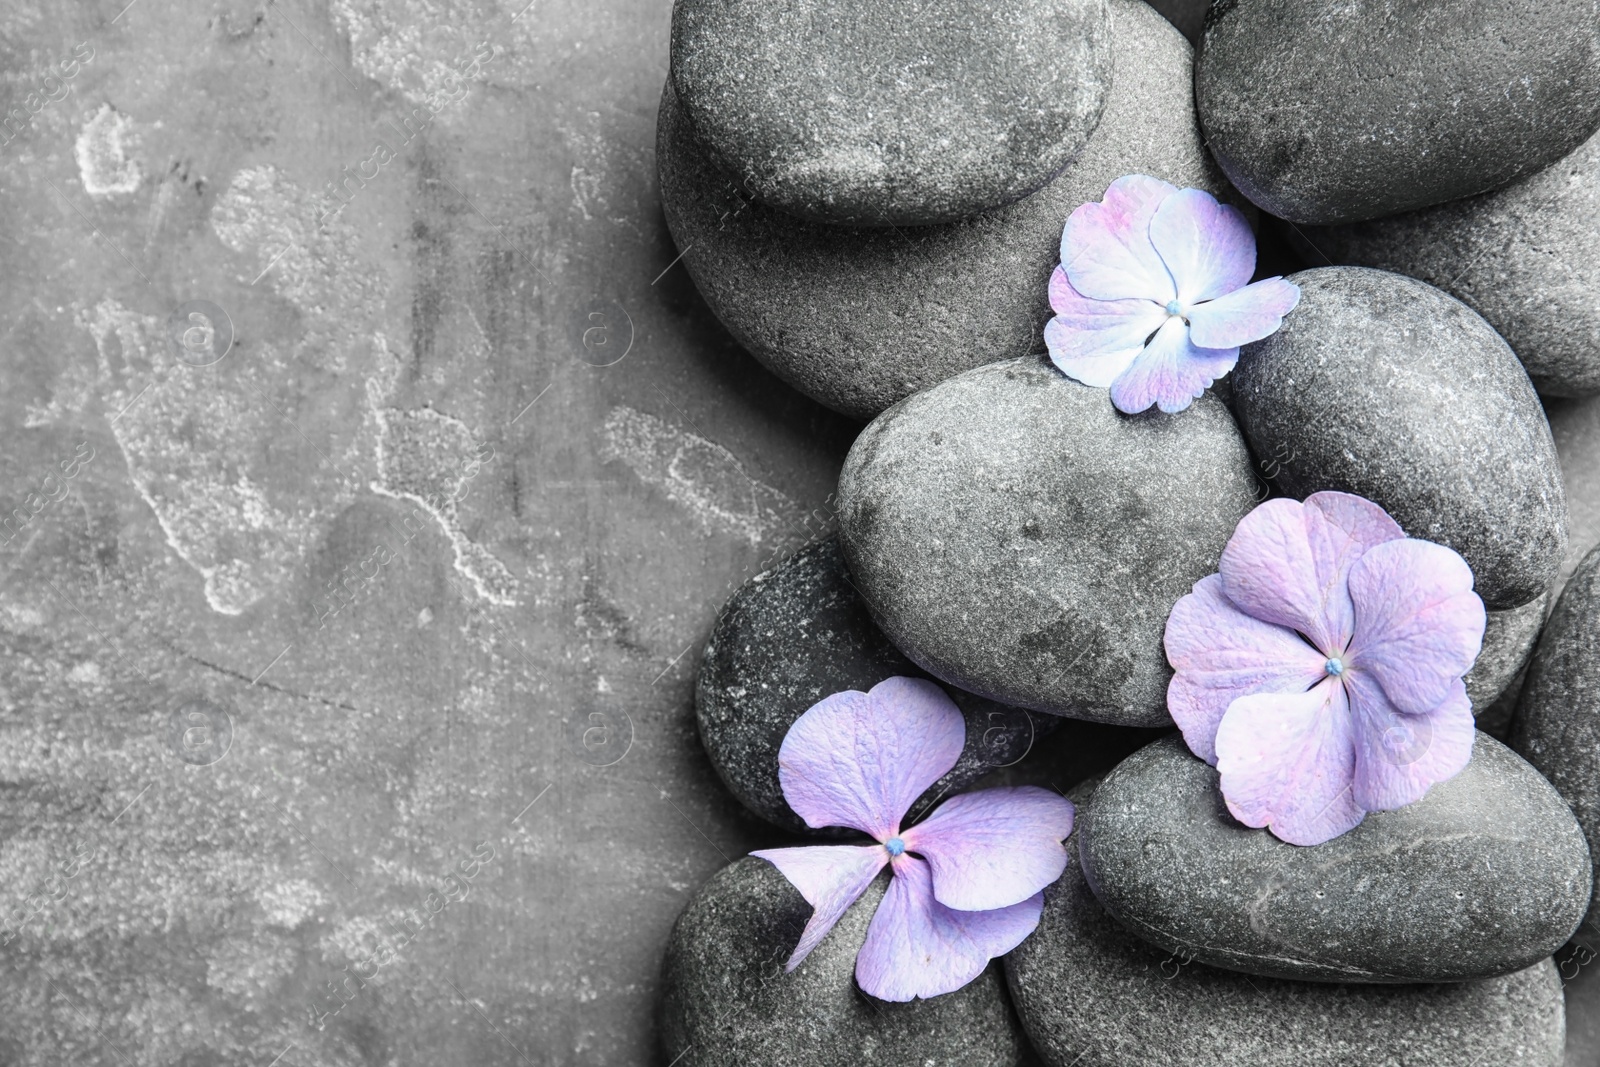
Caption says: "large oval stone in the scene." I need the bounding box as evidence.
[662,857,1029,1067]
[1079,734,1592,983]
[1512,543,1600,950]
[1304,129,1600,398]
[1548,394,1600,603]
[656,0,1225,420]
[1195,0,1600,224]
[670,0,1111,227]
[837,355,1258,727]
[1007,824,1566,1067]
[1232,266,1567,610]
[696,536,1049,835]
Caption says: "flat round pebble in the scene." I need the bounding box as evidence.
[1078,735,1592,984]
[656,0,1226,420]
[1232,266,1567,610]
[1304,129,1600,398]
[696,536,1048,835]
[1195,0,1600,224]
[836,356,1258,727]
[1546,394,1600,603]
[1512,544,1600,949]
[1007,815,1567,1067]
[670,0,1111,227]
[1467,594,1548,718]
[662,857,1029,1067]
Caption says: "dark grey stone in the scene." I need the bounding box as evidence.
[1512,544,1600,952]
[1195,0,1600,225]
[656,0,1228,420]
[1303,129,1600,398]
[1143,0,1206,42]
[1561,939,1600,1067]
[1548,394,1600,603]
[1079,734,1592,984]
[669,0,1111,227]
[1007,823,1566,1067]
[696,536,1052,835]
[1232,266,1568,610]
[1468,594,1549,719]
[836,355,1258,727]
[661,856,1030,1067]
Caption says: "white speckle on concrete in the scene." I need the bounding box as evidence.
[74,103,141,196]
[256,878,326,928]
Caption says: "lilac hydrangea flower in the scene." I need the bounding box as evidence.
[751,677,1075,1002]
[1164,492,1487,846]
[1045,174,1301,414]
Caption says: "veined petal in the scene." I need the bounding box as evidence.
[1214,681,1365,846]
[751,845,888,971]
[1347,539,1486,716]
[1165,574,1329,764]
[1187,278,1302,349]
[1218,492,1406,655]
[1345,672,1475,812]
[900,786,1074,912]
[1108,318,1237,415]
[1045,267,1166,388]
[778,677,966,839]
[1062,174,1178,304]
[854,855,1042,1002]
[1148,187,1255,305]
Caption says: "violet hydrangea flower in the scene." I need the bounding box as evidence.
[1164,491,1487,846]
[1045,174,1301,414]
[751,677,1075,1001]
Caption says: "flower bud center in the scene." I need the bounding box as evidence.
[1165,300,1183,317]
[884,837,906,857]
[1325,657,1346,677]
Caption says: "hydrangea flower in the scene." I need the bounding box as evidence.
[751,677,1075,1002]
[1046,174,1301,414]
[1164,492,1487,846]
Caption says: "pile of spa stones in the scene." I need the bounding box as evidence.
[652,0,1600,1064]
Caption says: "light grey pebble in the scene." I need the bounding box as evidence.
[1547,394,1600,603]
[1468,594,1549,719]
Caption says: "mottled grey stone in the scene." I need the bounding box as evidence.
[836,356,1258,727]
[1232,266,1568,610]
[1548,394,1600,603]
[661,857,1029,1067]
[696,536,1052,835]
[1079,735,1591,983]
[1196,0,1600,225]
[1562,939,1600,1067]
[669,0,1111,227]
[1512,544,1600,952]
[1468,594,1549,719]
[1304,129,1600,398]
[1143,0,1206,42]
[656,0,1227,420]
[1007,825,1566,1067]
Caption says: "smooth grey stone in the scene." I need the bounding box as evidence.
[836,356,1258,727]
[1512,543,1600,952]
[1562,939,1600,1067]
[1007,821,1566,1067]
[661,856,1030,1067]
[656,0,1227,420]
[1079,734,1592,984]
[1468,594,1549,718]
[1304,129,1600,398]
[669,0,1111,227]
[1548,394,1600,603]
[1232,266,1568,610]
[1143,0,1206,42]
[1196,0,1600,225]
[696,536,1051,835]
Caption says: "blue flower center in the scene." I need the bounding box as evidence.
[884,837,906,857]
[1324,657,1345,677]
[1165,300,1183,317]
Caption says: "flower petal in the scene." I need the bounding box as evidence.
[1108,318,1237,414]
[751,845,888,971]
[1044,266,1166,388]
[1218,492,1406,654]
[1062,174,1178,303]
[778,677,966,838]
[1165,573,1329,764]
[899,786,1075,912]
[1347,539,1487,716]
[1148,186,1255,305]
[1214,681,1365,846]
[1346,672,1475,812]
[1187,278,1302,349]
[854,855,1042,1002]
